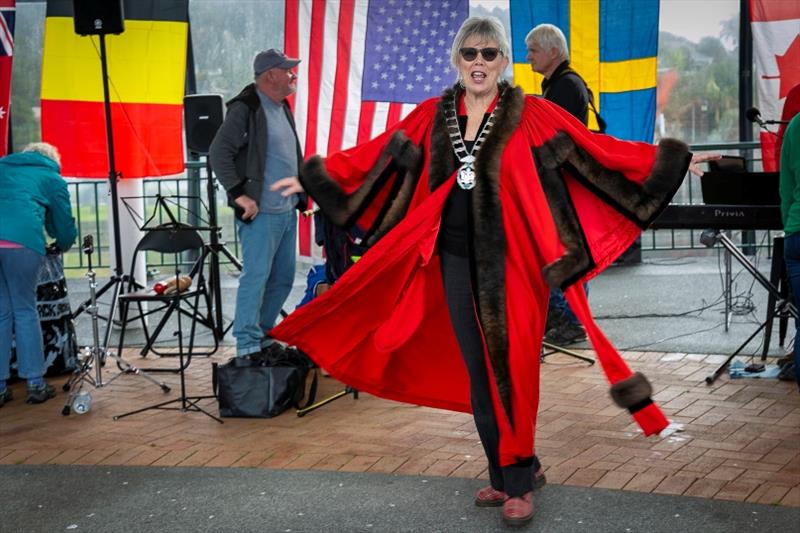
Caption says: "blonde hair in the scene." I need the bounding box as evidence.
[450,16,510,70]
[22,142,62,166]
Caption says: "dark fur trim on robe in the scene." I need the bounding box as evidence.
[610,372,654,414]
[429,81,524,420]
[299,132,423,244]
[533,132,690,289]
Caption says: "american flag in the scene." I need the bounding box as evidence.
[0,0,15,157]
[284,0,469,257]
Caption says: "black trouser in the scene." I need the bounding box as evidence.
[440,251,536,497]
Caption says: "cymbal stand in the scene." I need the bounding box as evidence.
[61,235,170,416]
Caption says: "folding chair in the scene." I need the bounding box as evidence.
[116,222,218,373]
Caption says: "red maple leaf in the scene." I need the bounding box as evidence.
[763,33,800,99]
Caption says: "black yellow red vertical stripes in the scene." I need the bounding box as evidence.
[41,0,188,177]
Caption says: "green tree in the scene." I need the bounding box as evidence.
[658,17,739,143]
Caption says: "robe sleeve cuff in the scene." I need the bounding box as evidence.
[631,402,669,436]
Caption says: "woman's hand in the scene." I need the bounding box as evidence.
[271,176,305,197]
[688,153,722,177]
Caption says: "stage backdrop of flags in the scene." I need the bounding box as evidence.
[40,0,189,178]
[749,0,800,171]
[0,0,14,157]
[284,0,659,257]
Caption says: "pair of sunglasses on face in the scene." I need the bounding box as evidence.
[459,47,502,62]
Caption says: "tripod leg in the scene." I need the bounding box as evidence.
[296,386,358,417]
[112,394,223,423]
[102,278,123,353]
[541,341,595,364]
[706,319,771,385]
[217,245,243,271]
[104,351,171,392]
[763,238,783,358]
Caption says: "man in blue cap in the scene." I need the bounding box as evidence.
[210,49,307,358]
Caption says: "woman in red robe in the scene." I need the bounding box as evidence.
[271,16,714,526]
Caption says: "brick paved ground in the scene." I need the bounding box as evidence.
[0,348,798,507]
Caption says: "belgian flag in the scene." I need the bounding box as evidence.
[41,0,188,178]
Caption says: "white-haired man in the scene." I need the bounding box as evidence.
[525,23,594,346]
[526,23,591,124]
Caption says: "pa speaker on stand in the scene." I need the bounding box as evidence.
[72,0,124,36]
[184,94,224,155]
[183,94,242,340]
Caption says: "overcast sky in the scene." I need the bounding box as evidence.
[660,0,739,45]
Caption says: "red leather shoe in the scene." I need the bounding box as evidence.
[474,485,507,507]
[502,491,534,526]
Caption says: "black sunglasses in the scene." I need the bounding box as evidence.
[459,47,501,62]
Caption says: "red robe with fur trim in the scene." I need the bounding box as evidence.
[271,85,688,466]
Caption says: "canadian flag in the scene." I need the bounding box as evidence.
[750,0,800,170]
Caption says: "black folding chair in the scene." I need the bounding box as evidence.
[116,222,217,373]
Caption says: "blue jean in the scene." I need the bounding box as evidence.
[233,210,297,356]
[0,247,45,380]
[783,232,800,387]
[548,283,589,326]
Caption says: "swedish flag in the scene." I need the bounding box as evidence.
[510,0,659,142]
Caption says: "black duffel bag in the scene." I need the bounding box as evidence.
[212,346,317,418]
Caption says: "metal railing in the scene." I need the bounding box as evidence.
[64,161,240,272]
[60,141,771,270]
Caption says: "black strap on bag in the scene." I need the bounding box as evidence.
[212,349,318,418]
[555,67,607,134]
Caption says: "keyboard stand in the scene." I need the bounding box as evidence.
[762,235,792,358]
[699,229,797,384]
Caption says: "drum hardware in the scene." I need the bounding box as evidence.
[61,235,171,416]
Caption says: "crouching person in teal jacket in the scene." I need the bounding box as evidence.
[0,142,77,405]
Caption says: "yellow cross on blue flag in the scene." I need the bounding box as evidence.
[510,0,658,142]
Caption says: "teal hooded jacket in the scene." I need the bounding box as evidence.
[0,152,77,255]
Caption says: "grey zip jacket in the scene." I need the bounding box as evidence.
[209,83,307,219]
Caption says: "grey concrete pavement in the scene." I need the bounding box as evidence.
[2,465,798,533]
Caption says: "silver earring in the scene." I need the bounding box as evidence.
[458,78,465,89]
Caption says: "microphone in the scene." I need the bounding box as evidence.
[746,106,790,127]
[745,107,764,126]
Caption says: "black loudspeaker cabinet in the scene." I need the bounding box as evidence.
[184,94,225,155]
[73,0,125,36]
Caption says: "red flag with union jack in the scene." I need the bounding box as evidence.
[0,0,14,157]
